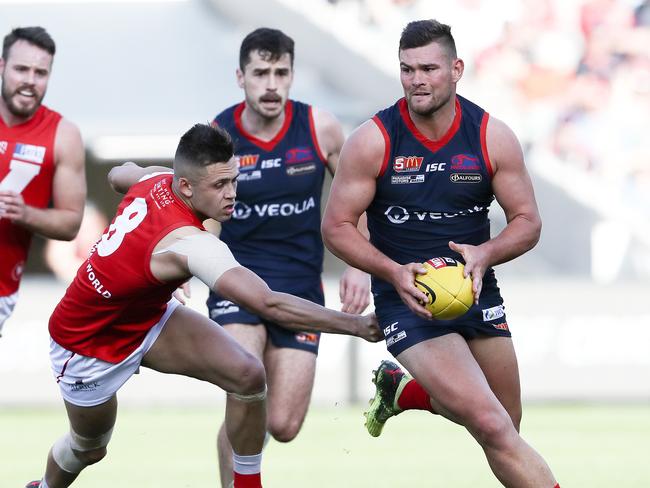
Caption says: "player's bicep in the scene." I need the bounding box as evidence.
[487,118,539,223]
[52,120,86,213]
[324,121,382,226]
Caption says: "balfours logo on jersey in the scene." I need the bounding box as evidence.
[451,153,480,170]
[450,173,482,183]
[13,143,46,164]
[393,155,423,173]
[237,154,259,170]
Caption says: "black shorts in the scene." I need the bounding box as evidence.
[375,286,511,357]
[207,276,324,355]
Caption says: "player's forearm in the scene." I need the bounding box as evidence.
[323,222,398,284]
[20,206,82,241]
[481,213,541,267]
[263,291,363,336]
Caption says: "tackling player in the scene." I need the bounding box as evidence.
[26,123,380,488]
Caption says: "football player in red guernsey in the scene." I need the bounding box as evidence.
[0,26,86,336]
[26,123,380,488]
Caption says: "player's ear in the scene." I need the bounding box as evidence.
[236,68,245,89]
[178,176,193,198]
[451,58,464,83]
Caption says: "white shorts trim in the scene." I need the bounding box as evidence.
[50,298,181,407]
[0,292,19,336]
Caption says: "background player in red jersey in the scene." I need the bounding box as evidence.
[322,20,560,487]
[0,26,86,336]
[207,28,371,488]
[27,123,380,488]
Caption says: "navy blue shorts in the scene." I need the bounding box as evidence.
[207,276,324,355]
[375,286,511,357]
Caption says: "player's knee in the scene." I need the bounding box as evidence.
[231,355,266,397]
[52,429,113,473]
[470,409,516,450]
[73,446,107,466]
[268,416,302,443]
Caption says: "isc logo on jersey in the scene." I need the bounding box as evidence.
[393,156,423,173]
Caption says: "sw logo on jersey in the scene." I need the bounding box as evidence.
[13,143,46,164]
[451,153,480,170]
[393,155,423,173]
[236,154,259,171]
[286,147,314,164]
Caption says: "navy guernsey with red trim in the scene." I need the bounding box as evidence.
[213,100,328,279]
[368,95,497,295]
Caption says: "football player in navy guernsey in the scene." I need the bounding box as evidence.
[206,28,371,487]
[322,20,561,487]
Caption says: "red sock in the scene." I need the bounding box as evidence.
[397,379,434,412]
[554,484,560,488]
[233,472,262,488]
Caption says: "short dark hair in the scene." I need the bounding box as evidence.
[174,124,234,177]
[239,27,294,71]
[399,20,457,59]
[2,26,56,60]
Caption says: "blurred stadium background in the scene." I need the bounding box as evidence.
[1,0,649,485]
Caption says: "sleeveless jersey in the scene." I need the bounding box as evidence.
[214,100,328,279]
[0,105,61,295]
[49,174,204,363]
[368,95,496,295]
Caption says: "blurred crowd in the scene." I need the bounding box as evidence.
[325,0,650,213]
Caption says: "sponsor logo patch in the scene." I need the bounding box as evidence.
[391,174,425,185]
[296,332,319,345]
[451,153,480,170]
[238,170,262,181]
[70,381,100,392]
[450,173,482,183]
[384,205,488,224]
[210,300,240,319]
[393,155,423,173]
[0,141,7,155]
[482,304,505,322]
[427,257,458,269]
[386,330,407,347]
[286,147,314,164]
[236,154,259,171]
[425,162,446,172]
[286,162,316,176]
[13,143,45,164]
[493,322,509,331]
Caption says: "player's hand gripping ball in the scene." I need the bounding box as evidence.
[414,257,474,320]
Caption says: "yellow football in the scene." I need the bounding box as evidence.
[414,257,474,320]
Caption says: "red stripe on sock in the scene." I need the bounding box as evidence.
[233,472,262,488]
[397,379,433,412]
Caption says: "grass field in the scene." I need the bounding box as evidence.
[2,404,649,487]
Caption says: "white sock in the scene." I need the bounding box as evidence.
[232,452,262,475]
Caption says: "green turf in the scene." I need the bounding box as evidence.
[2,404,648,487]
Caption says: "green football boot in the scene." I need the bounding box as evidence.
[363,360,411,437]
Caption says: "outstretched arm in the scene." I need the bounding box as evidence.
[107,161,172,194]
[149,228,382,342]
[322,120,430,319]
